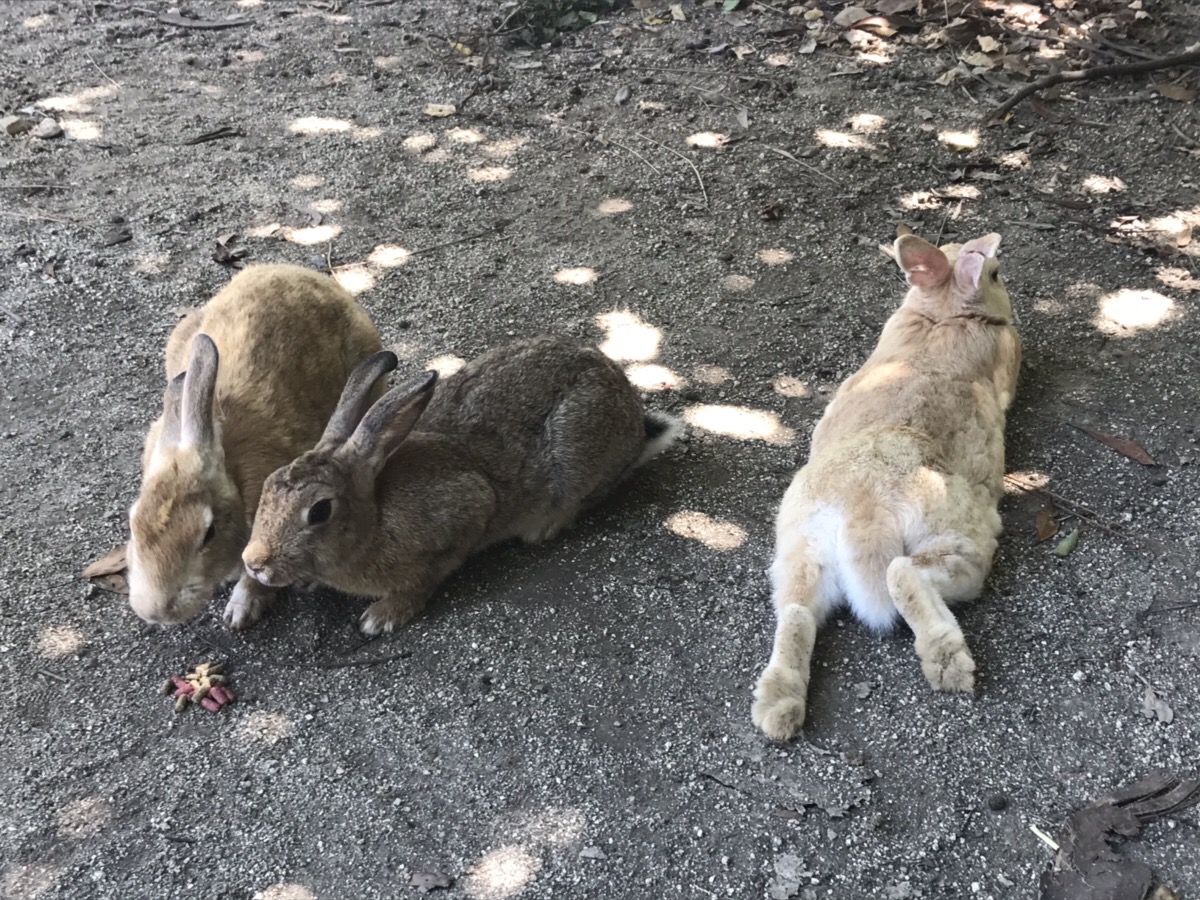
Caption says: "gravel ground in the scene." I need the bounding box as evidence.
[1,1,1198,898]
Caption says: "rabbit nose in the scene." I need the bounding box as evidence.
[242,540,271,574]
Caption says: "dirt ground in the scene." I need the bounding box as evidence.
[2,1,1199,898]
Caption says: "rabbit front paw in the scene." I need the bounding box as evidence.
[223,577,277,632]
[919,638,976,694]
[360,599,417,637]
[751,667,808,741]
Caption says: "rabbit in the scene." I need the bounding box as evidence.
[751,227,1022,741]
[242,335,683,636]
[126,264,383,631]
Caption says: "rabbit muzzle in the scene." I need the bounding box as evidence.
[242,540,286,587]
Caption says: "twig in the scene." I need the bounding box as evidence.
[548,119,663,176]
[764,144,842,187]
[1141,602,1200,616]
[36,668,67,683]
[408,219,514,256]
[84,52,120,87]
[987,49,1200,122]
[1003,474,1123,536]
[635,132,708,208]
[0,208,102,235]
[1030,824,1060,853]
[1170,121,1197,147]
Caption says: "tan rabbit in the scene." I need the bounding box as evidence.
[243,336,682,635]
[126,264,383,630]
[751,228,1022,741]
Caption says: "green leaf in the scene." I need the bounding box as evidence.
[723,0,744,9]
[1053,528,1079,557]
[578,10,597,23]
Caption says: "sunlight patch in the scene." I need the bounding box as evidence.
[686,131,730,149]
[467,166,512,184]
[596,310,661,362]
[684,404,795,445]
[352,125,382,143]
[282,224,342,246]
[369,244,412,268]
[462,845,541,900]
[722,274,755,292]
[899,190,941,211]
[1005,470,1050,493]
[625,364,683,392]
[3,864,62,900]
[333,265,376,295]
[938,130,979,152]
[402,132,438,154]
[309,198,342,214]
[482,136,529,159]
[1095,288,1176,335]
[665,510,747,551]
[849,113,886,133]
[289,116,353,136]
[133,251,171,276]
[38,84,118,113]
[998,150,1030,169]
[237,0,264,7]
[446,127,485,144]
[772,375,809,398]
[554,267,598,286]
[757,248,793,266]
[253,885,315,900]
[24,14,54,28]
[816,129,871,150]
[235,711,294,746]
[290,173,324,190]
[1082,175,1126,194]
[693,365,731,386]
[427,354,466,377]
[36,625,83,659]
[60,120,102,141]
[766,53,794,68]
[58,797,112,840]
[374,55,402,69]
[595,197,633,217]
[940,184,981,199]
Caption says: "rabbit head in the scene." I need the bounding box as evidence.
[893,229,1014,324]
[127,334,246,624]
[243,351,438,588]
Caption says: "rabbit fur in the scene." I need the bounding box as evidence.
[127,264,383,630]
[244,335,683,635]
[751,228,1022,741]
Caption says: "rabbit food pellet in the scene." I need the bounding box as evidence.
[159,661,236,714]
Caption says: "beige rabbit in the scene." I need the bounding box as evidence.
[126,264,383,630]
[751,227,1022,741]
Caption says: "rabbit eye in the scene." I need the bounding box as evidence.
[306,499,333,526]
[202,522,216,545]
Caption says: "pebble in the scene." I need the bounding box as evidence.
[2,115,33,136]
[31,118,63,140]
[987,794,1008,812]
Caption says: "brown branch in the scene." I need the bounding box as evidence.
[987,49,1200,123]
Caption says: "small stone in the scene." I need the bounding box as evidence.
[31,118,63,140]
[987,794,1008,812]
[579,845,607,860]
[614,85,632,105]
[2,115,33,136]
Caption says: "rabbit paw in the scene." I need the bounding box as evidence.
[920,639,976,694]
[223,579,275,632]
[360,600,416,637]
[751,667,808,741]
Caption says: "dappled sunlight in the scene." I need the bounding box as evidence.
[332,264,376,296]
[463,845,541,900]
[849,113,887,133]
[693,365,731,386]
[998,150,1030,169]
[38,84,118,113]
[1095,288,1176,335]
[234,711,294,746]
[816,129,872,151]
[368,244,411,268]
[200,84,225,99]
[1148,213,1195,247]
[447,127,485,144]
[309,198,342,214]
[374,55,402,69]
[986,1,1047,28]
[773,375,809,398]
[665,510,747,551]
[686,131,730,149]
[290,173,324,190]
[282,224,342,246]
[595,198,633,217]
[237,0,264,7]
[235,49,266,65]
[133,251,171,276]
[1005,470,1050,493]
[3,864,62,900]
[1157,266,1200,292]
[36,625,83,659]
[246,222,283,239]
[512,807,586,847]
[288,116,352,136]
[24,13,54,28]
[684,404,795,446]
[596,310,661,362]
[58,797,112,840]
[352,126,382,143]
[900,190,941,211]
[60,120,102,141]
[554,267,598,286]
[467,166,513,184]
[402,132,438,154]
[757,248,794,266]
[853,360,913,391]
[941,184,981,199]
[482,136,529,159]
[253,885,315,900]
[722,274,755,292]
[938,130,979,151]
[1082,175,1126,194]
[295,7,351,22]
[900,184,981,210]
[1037,45,1067,60]
[427,354,466,377]
[766,53,794,68]
[625,364,684,392]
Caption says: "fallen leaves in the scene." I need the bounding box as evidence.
[1075,426,1156,466]
[82,545,128,594]
[212,233,249,268]
[1156,83,1197,103]
[1035,504,1059,542]
[1140,686,1174,724]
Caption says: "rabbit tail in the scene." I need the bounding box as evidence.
[637,411,684,467]
[838,502,904,632]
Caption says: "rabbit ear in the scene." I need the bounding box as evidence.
[954,233,1002,293]
[320,350,399,447]
[895,234,951,290]
[180,333,219,448]
[343,370,438,473]
[157,371,187,449]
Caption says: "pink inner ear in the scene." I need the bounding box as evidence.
[895,236,951,289]
[955,251,986,292]
[959,233,1001,258]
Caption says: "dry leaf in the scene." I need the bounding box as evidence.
[83,544,129,594]
[1077,426,1156,466]
[422,103,456,118]
[872,0,917,12]
[670,3,686,21]
[1156,84,1197,103]
[1141,686,1174,724]
[833,6,870,26]
[1035,504,1059,542]
[961,50,997,69]
[732,44,756,60]
[977,35,1002,53]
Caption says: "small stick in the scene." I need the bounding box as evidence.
[764,144,842,187]
[549,120,663,176]
[636,132,707,208]
[1170,121,1197,147]
[1141,602,1200,616]
[408,220,513,257]
[1030,824,1060,852]
[987,48,1200,122]
[84,52,120,87]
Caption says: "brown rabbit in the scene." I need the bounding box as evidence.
[751,228,1022,741]
[126,264,383,630]
[243,336,682,635]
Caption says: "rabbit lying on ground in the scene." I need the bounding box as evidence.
[243,335,682,635]
[751,227,1022,741]
[126,264,383,630]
